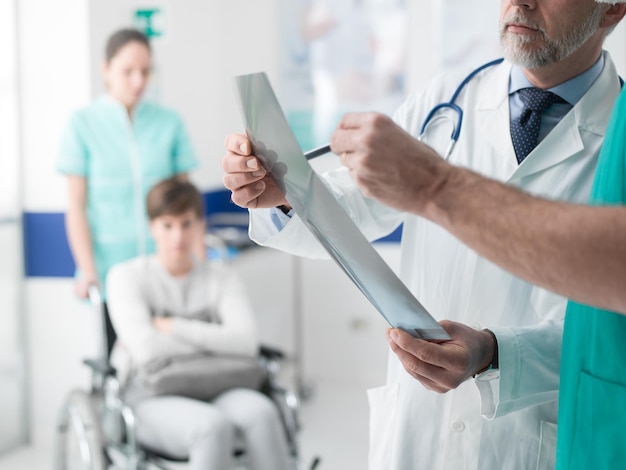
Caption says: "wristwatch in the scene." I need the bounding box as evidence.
[474,329,500,381]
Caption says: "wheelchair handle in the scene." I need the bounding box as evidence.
[87,284,102,307]
[86,284,109,362]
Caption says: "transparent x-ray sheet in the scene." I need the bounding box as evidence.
[235,72,449,341]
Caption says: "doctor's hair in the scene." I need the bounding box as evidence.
[105,28,151,62]
[147,178,205,221]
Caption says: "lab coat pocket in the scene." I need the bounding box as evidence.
[535,420,557,470]
[367,383,399,470]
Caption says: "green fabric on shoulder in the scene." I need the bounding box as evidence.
[557,87,626,469]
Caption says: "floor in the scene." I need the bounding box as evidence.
[0,378,372,470]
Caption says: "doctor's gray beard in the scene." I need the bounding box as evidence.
[500,5,606,69]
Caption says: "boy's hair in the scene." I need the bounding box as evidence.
[147,178,205,221]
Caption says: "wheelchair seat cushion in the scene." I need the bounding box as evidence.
[138,352,267,402]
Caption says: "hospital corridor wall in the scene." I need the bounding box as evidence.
[2,0,626,468]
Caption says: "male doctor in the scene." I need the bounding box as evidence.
[222,0,626,468]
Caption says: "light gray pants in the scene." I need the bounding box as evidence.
[134,388,292,470]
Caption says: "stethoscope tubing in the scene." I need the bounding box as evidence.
[418,58,505,158]
[305,58,506,163]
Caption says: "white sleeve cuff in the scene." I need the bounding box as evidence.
[475,321,562,419]
[474,326,518,420]
[248,207,329,258]
[475,369,501,420]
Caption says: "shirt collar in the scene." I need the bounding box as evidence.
[509,53,605,106]
[99,94,146,119]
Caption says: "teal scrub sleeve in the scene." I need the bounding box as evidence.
[172,114,199,173]
[57,112,89,176]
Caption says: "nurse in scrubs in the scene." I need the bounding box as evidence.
[57,29,198,345]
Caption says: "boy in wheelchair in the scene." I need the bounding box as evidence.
[56,178,296,469]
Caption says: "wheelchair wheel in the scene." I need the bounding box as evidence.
[270,388,300,458]
[54,389,107,470]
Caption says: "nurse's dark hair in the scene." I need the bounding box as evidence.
[105,28,151,62]
[147,178,205,221]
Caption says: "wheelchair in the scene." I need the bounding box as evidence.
[53,282,308,470]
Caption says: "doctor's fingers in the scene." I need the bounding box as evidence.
[337,111,394,132]
[224,133,252,156]
[388,341,453,393]
[227,181,264,209]
[332,114,390,154]
[222,166,266,192]
[227,176,287,209]
[221,151,265,174]
[388,328,453,369]
[330,127,363,159]
[388,329,471,383]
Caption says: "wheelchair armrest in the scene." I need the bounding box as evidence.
[259,344,285,361]
[83,358,117,377]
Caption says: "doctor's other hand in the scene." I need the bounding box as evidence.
[222,133,289,209]
[386,320,496,393]
[330,112,452,216]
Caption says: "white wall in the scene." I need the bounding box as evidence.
[606,21,626,75]
[0,0,26,454]
[0,226,26,453]
[16,0,92,450]
[0,0,20,218]
[19,0,91,212]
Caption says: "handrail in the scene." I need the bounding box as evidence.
[0,216,20,225]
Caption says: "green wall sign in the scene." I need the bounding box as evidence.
[134,8,165,38]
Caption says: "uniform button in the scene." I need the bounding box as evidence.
[451,419,465,432]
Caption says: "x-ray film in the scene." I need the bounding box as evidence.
[234,72,450,341]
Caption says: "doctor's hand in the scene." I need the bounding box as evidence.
[222,133,290,210]
[386,320,496,393]
[330,112,452,216]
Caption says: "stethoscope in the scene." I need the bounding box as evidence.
[304,57,505,162]
[306,56,622,163]
[418,58,504,160]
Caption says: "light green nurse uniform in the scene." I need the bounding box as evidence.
[57,96,198,294]
[556,88,626,469]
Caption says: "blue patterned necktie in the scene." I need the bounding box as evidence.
[510,87,566,164]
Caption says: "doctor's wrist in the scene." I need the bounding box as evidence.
[474,328,499,377]
[277,204,293,215]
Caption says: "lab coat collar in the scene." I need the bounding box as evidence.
[511,51,620,181]
[476,61,517,172]
[475,52,620,182]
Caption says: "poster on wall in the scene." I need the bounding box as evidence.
[278,0,408,152]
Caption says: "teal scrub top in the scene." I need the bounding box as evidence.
[57,96,198,293]
[557,88,626,469]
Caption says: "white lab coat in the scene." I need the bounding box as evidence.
[249,52,622,469]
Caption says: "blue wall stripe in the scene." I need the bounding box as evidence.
[23,189,401,278]
[23,212,75,278]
